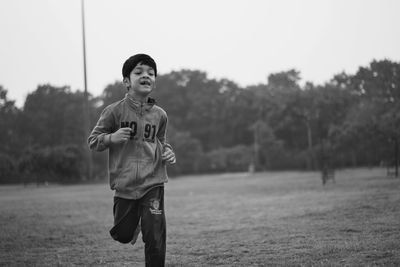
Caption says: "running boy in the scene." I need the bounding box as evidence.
[88,54,175,266]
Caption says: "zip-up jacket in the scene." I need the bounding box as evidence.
[88,94,172,199]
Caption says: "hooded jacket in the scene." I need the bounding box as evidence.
[88,94,171,199]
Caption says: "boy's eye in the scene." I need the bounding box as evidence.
[133,67,154,76]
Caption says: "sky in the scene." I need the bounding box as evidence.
[0,0,399,107]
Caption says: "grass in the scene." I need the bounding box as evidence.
[0,168,399,266]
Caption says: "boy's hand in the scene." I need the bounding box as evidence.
[109,127,132,144]
[162,147,176,164]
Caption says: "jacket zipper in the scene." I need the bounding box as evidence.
[140,102,156,177]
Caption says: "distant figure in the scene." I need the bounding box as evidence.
[248,162,255,174]
[88,54,176,266]
[382,159,397,177]
[321,164,335,185]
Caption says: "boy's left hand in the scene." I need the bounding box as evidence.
[162,148,176,164]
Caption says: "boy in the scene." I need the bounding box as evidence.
[88,54,175,267]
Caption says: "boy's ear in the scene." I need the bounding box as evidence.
[123,77,130,89]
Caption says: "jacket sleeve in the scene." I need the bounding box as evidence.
[157,112,173,152]
[87,106,115,151]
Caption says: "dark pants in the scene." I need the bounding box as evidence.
[110,186,166,267]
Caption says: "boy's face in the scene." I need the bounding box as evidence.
[123,62,156,97]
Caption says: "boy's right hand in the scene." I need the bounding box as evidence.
[109,127,132,144]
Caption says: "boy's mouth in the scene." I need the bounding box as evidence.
[140,80,152,86]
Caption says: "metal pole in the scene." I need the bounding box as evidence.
[395,138,399,178]
[253,121,259,171]
[81,0,92,180]
[81,0,88,93]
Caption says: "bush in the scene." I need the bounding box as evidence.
[168,130,203,175]
[199,145,253,173]
[18,145,84,183]
[0,153,17,183]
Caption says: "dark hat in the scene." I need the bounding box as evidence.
[122,54,157,78]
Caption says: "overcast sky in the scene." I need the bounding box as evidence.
[1,0,399,107]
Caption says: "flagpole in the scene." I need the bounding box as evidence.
[81,0,92,180]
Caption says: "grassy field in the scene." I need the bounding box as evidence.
[0,168,399,266]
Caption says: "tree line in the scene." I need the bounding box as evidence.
[0,59,399,183]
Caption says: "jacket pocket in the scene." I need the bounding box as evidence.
[136,140,163,181]
[137,159,156,180]
[114,159,157,192]
[112,160,138,191]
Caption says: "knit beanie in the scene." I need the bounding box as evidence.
[122,54,157,78]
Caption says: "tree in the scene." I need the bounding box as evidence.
[23,84,87,147]
[167,126,203,174]
[20,84,89,181]
[0,85,22,156]
[154,70,246,151]
[347,60,400,175]
[98,81,126,109]
[0,86,22,182]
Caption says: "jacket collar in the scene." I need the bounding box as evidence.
[125,94,156,112]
